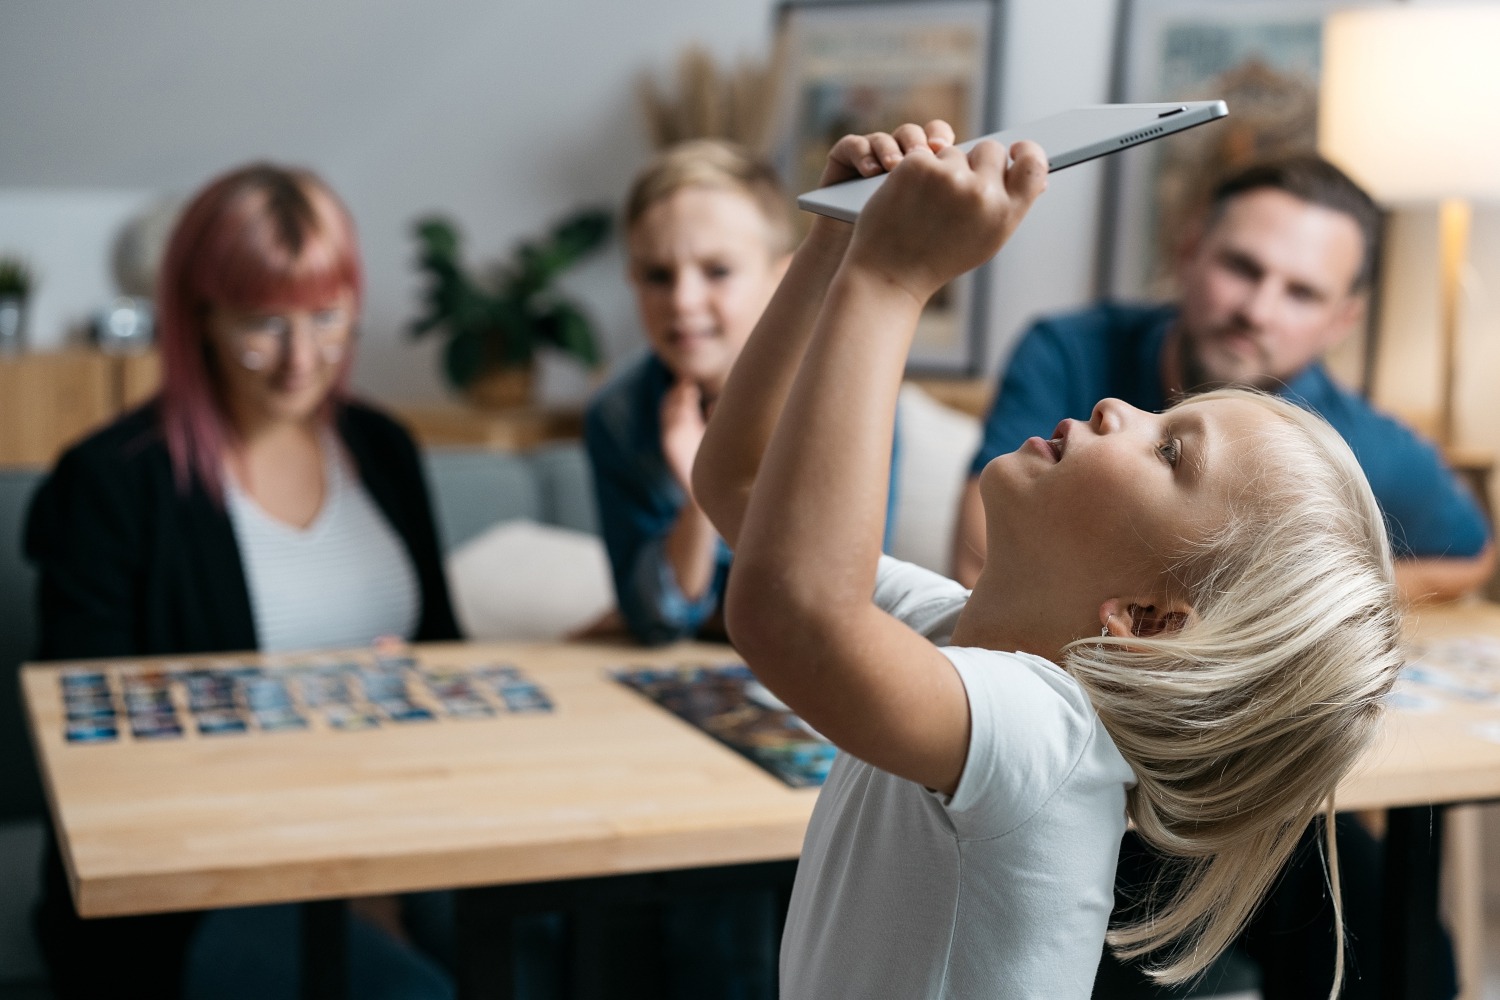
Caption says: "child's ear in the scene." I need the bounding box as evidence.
[1098,598,1195,639]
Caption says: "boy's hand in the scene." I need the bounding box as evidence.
[844,135,1047,305]
[661,378,707,494]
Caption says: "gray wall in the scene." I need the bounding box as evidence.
[0,0,1117,405]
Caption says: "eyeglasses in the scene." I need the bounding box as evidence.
[221,307,354,371]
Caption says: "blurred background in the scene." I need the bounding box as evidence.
[0,0,1120,407]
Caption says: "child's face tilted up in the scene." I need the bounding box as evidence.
[973,393,1280,651]
[628,186,790,395]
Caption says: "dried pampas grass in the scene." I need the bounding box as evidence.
[637,42,784,154]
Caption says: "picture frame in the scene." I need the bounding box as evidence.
[773,0,1005,375]
[1097,0,1390,303]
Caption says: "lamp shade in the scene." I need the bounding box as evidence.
[1319,5,1500,204]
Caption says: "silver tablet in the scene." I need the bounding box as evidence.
[797,101,1229,223]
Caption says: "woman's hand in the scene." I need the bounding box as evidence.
[844,131,1048,306]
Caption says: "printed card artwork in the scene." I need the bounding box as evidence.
[58,656,555,744]
[614,663,834,788]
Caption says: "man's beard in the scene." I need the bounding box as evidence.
[1176,327,1276,398]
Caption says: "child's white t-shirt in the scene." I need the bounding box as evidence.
[779,556,1136,999]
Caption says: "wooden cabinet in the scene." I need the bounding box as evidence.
[0,349,586,467]
[391,403,583,451]
[0,350,161,469]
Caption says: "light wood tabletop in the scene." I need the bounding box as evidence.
[23,640,816,919]
[1338,599,1500,811]
[23,602,1500,925]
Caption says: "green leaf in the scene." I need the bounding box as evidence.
[413,217,461,260]
[408,204,612,388]
[547,301,601,367]
[552,210,612,260]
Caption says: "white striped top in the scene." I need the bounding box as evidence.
[225,434,421,653]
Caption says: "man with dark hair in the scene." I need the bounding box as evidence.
[952,154,1493,604]
[955,154,1472,998]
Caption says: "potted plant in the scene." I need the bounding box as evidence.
[410,209,611,407]
[0,256,35,354]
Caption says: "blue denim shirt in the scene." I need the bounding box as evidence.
[969,302,1490,560]
[586,352,901,645]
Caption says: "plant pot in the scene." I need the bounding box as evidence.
[0,296,25,354]
[466,365,535,409]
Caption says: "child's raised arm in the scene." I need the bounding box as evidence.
[706,128,1046,795]
[693,122,954,550]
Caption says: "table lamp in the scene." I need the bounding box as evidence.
[1318,4,1500,448]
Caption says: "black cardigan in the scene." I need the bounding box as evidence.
[26,398,461,659]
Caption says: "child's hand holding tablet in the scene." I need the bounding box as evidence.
[844,136,1047,308]
[798,100,1228,223]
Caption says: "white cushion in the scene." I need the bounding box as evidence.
[889,384,982,575]
[446,519,615,641]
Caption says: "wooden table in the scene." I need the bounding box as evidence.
[23,640,813,916]
[22,607,1500,999]
[23,640,811,998]
[1341,600,1500,810]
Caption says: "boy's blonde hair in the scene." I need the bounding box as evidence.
[624,139,795,256]
[1063,389,1402,994]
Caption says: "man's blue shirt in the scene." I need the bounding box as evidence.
[970,302,1489,560]
[587,352,902,645]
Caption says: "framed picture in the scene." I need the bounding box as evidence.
[774,0,1005,375]
[1099,0,1390,302]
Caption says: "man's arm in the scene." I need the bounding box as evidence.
[1396,544,1497,605]
[1347,404,1495,603]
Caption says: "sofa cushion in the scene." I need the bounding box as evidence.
[528,442,598,536]
[0,470,45,823]
[888,384,981,575]
[422,448,546,552]
[446,519,613,641]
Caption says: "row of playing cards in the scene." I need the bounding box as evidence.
[60,657,553,743]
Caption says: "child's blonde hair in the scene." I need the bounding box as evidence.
[1063,389,1402,993]
[624,139,795,256]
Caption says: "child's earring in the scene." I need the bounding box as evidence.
[1100,613,1112,638]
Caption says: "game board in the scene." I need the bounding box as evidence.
[613,663,835,788]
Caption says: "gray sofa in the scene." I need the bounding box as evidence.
[0,441,597,994]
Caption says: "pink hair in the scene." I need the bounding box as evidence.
[155,163,364,499]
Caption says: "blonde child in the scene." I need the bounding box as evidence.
[585,139,898,645]
[692,121,1402,997]
[582,140,793,645]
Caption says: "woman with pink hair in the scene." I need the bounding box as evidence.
[26,163,459,998]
